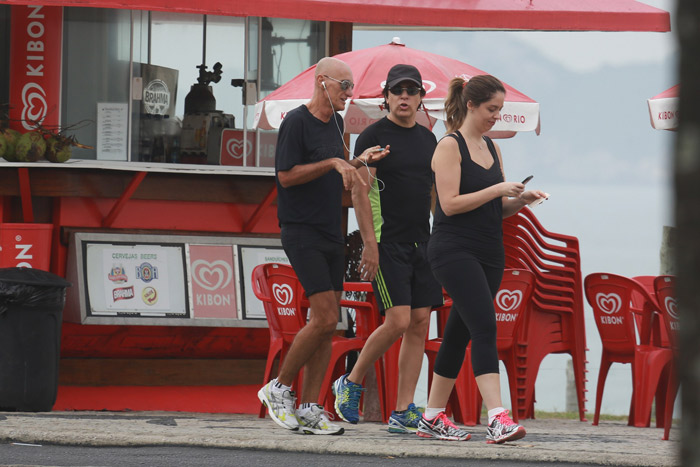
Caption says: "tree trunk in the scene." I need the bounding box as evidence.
[675,0,700,464]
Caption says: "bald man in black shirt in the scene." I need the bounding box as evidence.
[258,57,388,435]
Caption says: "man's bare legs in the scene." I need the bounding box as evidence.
[335,305,430,426]
[277,290,341,403]
[395,307,430,410]
[347,305,411,385]
[347,306,430,408]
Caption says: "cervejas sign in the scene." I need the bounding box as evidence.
[9,5,63,132]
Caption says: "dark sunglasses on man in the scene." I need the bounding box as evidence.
[323,75,354,91]
[388,85,422,96]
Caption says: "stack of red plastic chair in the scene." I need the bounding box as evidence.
[584,272,673,427]
[252,263,379,417]
[502,207,589,421]
[494,269,536,423]
[654,275,679,440]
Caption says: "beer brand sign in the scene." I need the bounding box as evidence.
[9,5,63,132]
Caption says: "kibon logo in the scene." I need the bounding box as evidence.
[664,297,679,320]
[225,137,251,160]
[143,79,170,115]
[495,289,522,312]
[272,283,293,306]
[596,293,622,315]
[21,82,47,130]
[7,233,34,268]
[192,260,233,291]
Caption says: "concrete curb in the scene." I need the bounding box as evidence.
[0,412,680,466]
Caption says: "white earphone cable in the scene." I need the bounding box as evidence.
[323,84,385,192]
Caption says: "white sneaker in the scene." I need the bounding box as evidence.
[416,412,471,441]
[258,380,299,430]
[485,410,526,444]
[297,404,344,435]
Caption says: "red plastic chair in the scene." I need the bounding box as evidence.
[631,275,669,348]
[252,263,378,417]
[584,273,672,427]
[502,208,589,422]
[252,263,306,418]
[654,275,678,440]
[495,269,535,423]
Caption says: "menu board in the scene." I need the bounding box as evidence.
[96,102,128,161]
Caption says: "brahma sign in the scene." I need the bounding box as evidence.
[9,5,63,132]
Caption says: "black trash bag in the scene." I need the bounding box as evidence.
[0,267,71,315]
[0,267,71,411]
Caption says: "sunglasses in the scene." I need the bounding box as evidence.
[323,75,354,91]
[389,86,422,96]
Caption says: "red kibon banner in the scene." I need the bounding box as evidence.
[9,5,63,132]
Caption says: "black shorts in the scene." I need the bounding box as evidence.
[372,242,444,314]
[281,224,344,297]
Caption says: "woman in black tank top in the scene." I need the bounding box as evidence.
[417,76,547,443]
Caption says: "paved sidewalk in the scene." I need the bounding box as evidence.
[0,411,680,466]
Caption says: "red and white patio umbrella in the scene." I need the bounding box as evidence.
[254,38,540,138]
[647,84,679,130]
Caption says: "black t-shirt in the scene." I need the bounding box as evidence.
[275,105,345,243]
[353,117,437,243]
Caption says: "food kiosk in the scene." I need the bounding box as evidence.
[0,2,670,412]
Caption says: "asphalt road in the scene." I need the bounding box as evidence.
[0,443,603,467]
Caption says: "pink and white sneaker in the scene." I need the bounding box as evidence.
[416,412,471,441]
[485,410,526,444]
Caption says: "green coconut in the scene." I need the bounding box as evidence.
[0,128,22,162]
[45,136,72,163]
[15,130,46,162]
[0,132,6,160]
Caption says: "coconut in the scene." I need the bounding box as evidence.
[0,132,6,160]
[45,136,72,163]
[15,130,46,162]
[0,128,22,162]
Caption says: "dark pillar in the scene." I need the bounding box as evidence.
[675,0,700,464]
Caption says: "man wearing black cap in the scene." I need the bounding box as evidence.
[332,64,443,433]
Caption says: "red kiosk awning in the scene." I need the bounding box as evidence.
[0,0,671,32]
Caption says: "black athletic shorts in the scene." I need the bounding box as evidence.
[281,224,344,297]
[372,242,444,314]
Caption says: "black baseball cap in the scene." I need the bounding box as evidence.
[386,64,423,89]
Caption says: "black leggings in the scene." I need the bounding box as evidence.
[432,257,503,378]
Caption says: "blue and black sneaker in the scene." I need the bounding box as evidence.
[388,402,423,433]
[332,373,364,424]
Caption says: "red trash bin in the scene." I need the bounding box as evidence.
[0,223,53,270]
